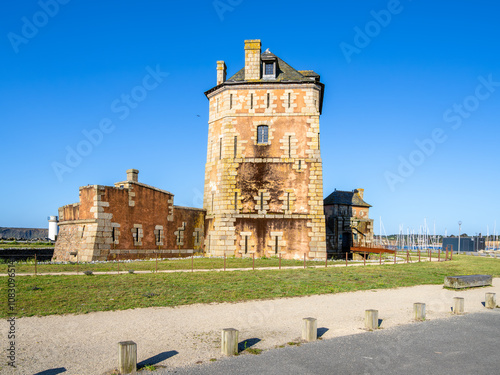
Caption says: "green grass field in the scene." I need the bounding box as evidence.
[1,256,498,318]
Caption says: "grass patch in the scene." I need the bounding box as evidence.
[1,256,498,318]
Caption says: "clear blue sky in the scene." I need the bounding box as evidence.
[1,0,499,237]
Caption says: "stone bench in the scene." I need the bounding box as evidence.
[444,275,492,289]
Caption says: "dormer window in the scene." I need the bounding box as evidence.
[262,48,277,79]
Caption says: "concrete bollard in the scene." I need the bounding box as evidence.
[118,341,137,375]
[453,297,464,314]
[301,317,317,342]
[221,328,239,356]
[485,293,496,309]
[413,303,426,321]
[365,309,379,330]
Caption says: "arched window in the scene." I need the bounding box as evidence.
[257,125,268,144]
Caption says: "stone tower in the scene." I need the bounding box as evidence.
[203,39,326,260]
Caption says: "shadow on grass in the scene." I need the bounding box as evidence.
[137,350,178,368]
[34,368,67,375]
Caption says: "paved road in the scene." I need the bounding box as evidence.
[155,310,499,375]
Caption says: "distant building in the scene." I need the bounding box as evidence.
[324,189,374,257]
[442,236,485,252]
[53,169,205,262]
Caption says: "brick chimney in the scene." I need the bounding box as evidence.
[126,169,139,182]
[244,39,261,81]
[217,61,226,85]
[355,188,364,199]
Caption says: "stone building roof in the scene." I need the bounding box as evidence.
[324,190,371,207]
[226,54,321,83]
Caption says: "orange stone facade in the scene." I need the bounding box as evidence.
[53,169,205,262]
[203,40,327,260]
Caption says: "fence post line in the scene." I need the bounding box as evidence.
[414,302,426,321]
[346,251,348,267]
[365,309,379,330]
[116,254,119,274]
[450,246,453,260]
[429,249,432,262]
[406,249,409,263]
[302,317,318,342]
[34,252,37,276]
[221,328,239,356]
[453,297,464,314]
[485,293,496,309]
[118,341,137,375]
[155,252,158,273]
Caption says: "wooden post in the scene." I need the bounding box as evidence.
[429,249,432,262]
[445,248,449,261]
[346,252,348,267]
[252,253,255,270]
[224,253,226,271]
[413,303,426,321]
[365,309,379,330]
[191,255,194,272]
[394,250,396,264]
[155,253,158,273]
[406,249,409,263]
[485,293,496,309]
[302,317,317,342]
[34,253,37,276]
[453,297,464,315]
[118,341,137,375]
[418,249,421,262]
[279,253,281,270]
[304,253,306,269]
[221,328,238,356]
[450,246,453,260]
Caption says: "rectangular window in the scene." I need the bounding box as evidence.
[288,93,291,108]
[287,192,290,211]
[275,236,279,254]
[234,136,237,158]
[216,98,219,113]
[230,94,233,109]
[299,160,302,170]
[257,125,268,144]
[265,62,274,75]
[219,138,222,160]
[250,93,253,109]
[288,135,291,158]
[234,191,238,211]
[112,227,116,242]
[267,93,270,108]
[260,192,264,210]
[318,132,320,150]
[245,236,248,254]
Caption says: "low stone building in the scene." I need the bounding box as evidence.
[324,189,374,257]
[53,169,205,262]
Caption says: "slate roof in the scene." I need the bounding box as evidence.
[226,55,320,83]
[324,190,371,207]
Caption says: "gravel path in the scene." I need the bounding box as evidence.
[2,279,498,375]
